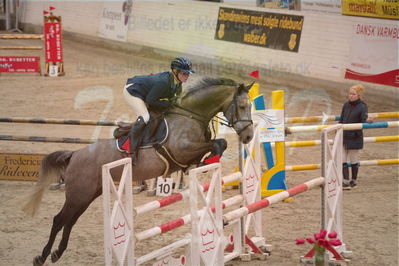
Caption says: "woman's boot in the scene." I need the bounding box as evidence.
[350,163,359,188]
[343,163,351,190]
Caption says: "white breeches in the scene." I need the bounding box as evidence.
[123,84,150,123]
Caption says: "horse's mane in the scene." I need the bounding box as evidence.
[183,77,237,99]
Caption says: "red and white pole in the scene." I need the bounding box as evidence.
[223,177,325,224]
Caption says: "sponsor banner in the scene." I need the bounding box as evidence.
[99,0,132,42]
[342,0,399,20]
[260,0,300,10]
[345,21,399,87]
[0,56,40,73]
[215,7,304,52]
[44,22,63,62]
[253,109,285,142]
[0,153,45,181]
[301,0,341,14]
[259,0,289,9]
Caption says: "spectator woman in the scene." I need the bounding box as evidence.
[339,84,373,189]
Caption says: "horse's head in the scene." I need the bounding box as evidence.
[179,77,254,144]
[223,83,254,144]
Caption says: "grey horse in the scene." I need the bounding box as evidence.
[22,77,254,265]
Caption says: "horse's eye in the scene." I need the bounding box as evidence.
[239,99,249,109]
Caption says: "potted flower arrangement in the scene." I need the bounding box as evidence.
[296,229,344,266]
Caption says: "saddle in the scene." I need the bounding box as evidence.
[114,112,217,176]
[114,115,168,153]
[114,115,190,177]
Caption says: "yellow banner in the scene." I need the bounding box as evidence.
[342,0,399,20]
[0,153,45,181]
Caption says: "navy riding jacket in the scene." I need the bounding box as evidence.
[126,72,182,111]
[339,99,368,150]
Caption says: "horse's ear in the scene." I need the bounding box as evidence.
[242,82,254,93]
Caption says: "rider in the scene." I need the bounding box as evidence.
[123,57,195,163]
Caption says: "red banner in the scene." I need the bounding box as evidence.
[345,21,398,87]
[44,22,63,62]
[0,56,40,73]
[345,69,399,88]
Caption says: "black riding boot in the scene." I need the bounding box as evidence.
[351,163,359,188]
[343,163,351,190]
[128,116,146,165]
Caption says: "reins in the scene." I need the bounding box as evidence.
[167,104,229,127]
[168,90,253,131]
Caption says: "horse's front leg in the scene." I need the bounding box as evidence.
[203,139,228,164]
[175,138,227,165]
[211,138,228,157]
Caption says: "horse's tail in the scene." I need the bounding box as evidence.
[21,150,74,216]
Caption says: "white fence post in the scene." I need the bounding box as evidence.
[242,125,263,237]
[239,124,269,259]
[321,125,351,261]
[102,158,134,266]
[190,163,224,266]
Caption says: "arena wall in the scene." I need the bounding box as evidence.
[16,0,398,99]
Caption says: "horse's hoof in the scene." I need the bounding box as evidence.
[49,183,65,190]
[146,189,156,197]
[33,256,44,266]
[51,250,60,263]
[133,185,146,194]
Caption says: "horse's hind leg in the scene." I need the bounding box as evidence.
[50,204,89,263]
[33,205,68,266]
[33,198,92,266]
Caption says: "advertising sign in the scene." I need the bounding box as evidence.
[215,7,304,52]
[44,22,63,62]
[342,0,399,20]
[253,109,285,142]
[99,0,132,42]
[301,0,341,14]
[0,56,40,73]
[0,153,45,181]
[345,21,399,87]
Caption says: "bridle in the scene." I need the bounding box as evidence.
[222,91,253,135]
[170,89,253,135]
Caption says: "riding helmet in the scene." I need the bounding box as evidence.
[171,57,195,74]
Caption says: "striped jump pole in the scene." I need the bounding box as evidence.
[135,194,243,242]
[0,46,42,50]
[0,134,97,144]
[277,135,399,148]
[355,158,399,166]
[285,158,399,171]
[287,121,399,133]
[286,112,399,124]
[223,177,325,224]
[134,171,242,216]
[0,34,44,50]
[0,34,44,39]
[1,112,397,126]
[0,117,119,126]
[0,34,44,51]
